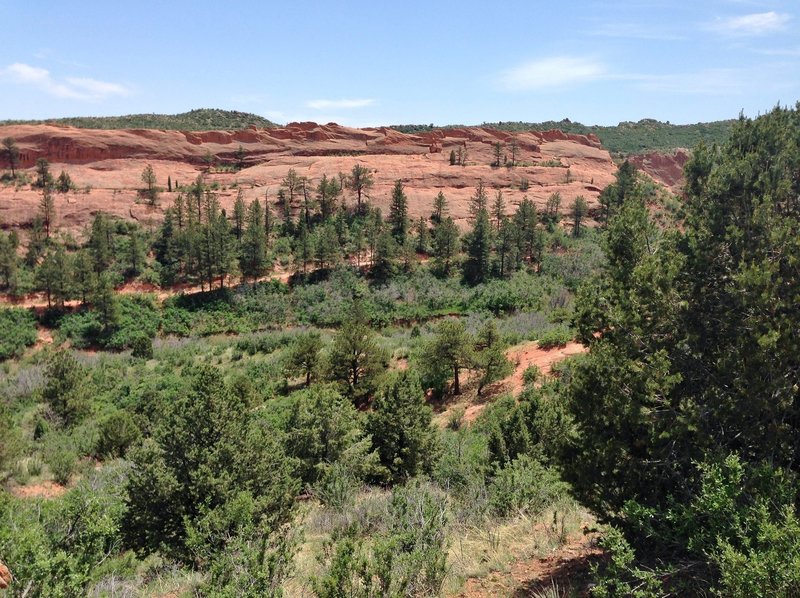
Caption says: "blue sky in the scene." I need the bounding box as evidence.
[1,0,798,126]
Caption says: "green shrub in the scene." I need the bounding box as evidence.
[488,456,567,517]
[536,326,573,349]
[0,308,37,360]
[95,410,141,458]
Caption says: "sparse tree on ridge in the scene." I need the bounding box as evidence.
[2,137,20,178]
[346,164,374,212]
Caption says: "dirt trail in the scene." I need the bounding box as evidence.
[9,481,67,499]
[450,341,586,426]
[458,532,603,597]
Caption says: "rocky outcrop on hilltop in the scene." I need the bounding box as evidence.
[0,121,663,236]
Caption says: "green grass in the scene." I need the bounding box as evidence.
[0,108,276,131]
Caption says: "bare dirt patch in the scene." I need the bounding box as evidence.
[9,480,67,499]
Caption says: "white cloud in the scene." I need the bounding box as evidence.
[306,98,375,110]
[498,56,607,91]
[709,11,791,36]
[632,69,745,95]
[1,62,130,100]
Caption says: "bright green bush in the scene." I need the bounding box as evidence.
[0,308,37,360]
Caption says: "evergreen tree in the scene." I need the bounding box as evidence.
[462,207,493,285]
[72,249,94,304]
[469,180,488,217]
[282,168,301,211]
[2,137,19,178]
[388,179,409,244]
[495,216,517,278]
[126,230,146,277]
[285,332,323,387]
[88,213,114,272]
[371,230,397,282]
[366,371,439,484]
[346,164,374,212]
[432,217,460,276]
[240,198,267,284]
[232,189,246,241]
[449,149,456,166]
[431,191,447,224]
[414,216,430,254]
[571,195,588,237]
[327,315,388,405]
[491,189,506,230]
[293,211,312,275]
[543,192,561,232]
[39,187,56,238]
[92,271,119,332]
[492,142,503,167]
[513,197,540,269]
[316,174,341,220]
[473,321,513,396]
[0,230,19,290]
[234,144,247,170]
[141,164,159,205]
[36,247,69,308]
[313,222,341,270]
[35,158,52,189]
[56,170,73,193]
[424,320,473,395]
[25,216,47,267]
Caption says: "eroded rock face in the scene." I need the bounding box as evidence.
[629,149,690,192]
[0,122,628,236]
[0,560,12,589]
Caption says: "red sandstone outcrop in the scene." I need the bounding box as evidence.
[629,149,690,192]
[0,560,11,589]
[0,121,638,237]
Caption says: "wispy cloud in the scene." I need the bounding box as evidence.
[498,56,607,91]
[306,98,375,110]
[1,63,129,100]
[591,22,683,41]
[708,11,791,36]
[631,69,746,95]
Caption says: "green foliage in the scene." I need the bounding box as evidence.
[0,308,37,361]
[40,350,90,426]
[0,108,277,130]
[123,365,299,561]
[488,456,567,518]
[566,105,800,593]
[366,371,440,484]
[0,466,129,597]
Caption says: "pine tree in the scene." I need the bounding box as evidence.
[35,158,52,189]
[492,189,506,230]
[232,189,246,241]
[25,216,46,267]
[56,170,73,193]
[426,320,473,395]
[431,191,447,224]
[126,230,146,277]
[39,187,56,238]
[313,222,341,270]
[92,272,119,333]
[449,149,456,166]
[495,217,517,278]
[372,230,397,282]
[473,321,512,396]
[388,179,409,244]
[463,207,493,285]
[327,314,388,404]
[432,217,460,276]
[141,164,159,205]
[317,174,341,220]
[543,192,562,232]
[513,197,539,268]
[88,215,113,272]
[72,249,94,304]
[492,142,503,167]
[0,231,19,290]
[293,211,311,275]
[469,180,488,217]
[366,371,439,483]
[414,217,430,254]
[2,137,19,178]
[571,195,588,238]
[346,164,374,212]
[240,198,267,284]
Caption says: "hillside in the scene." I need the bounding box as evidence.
[0,122,621,235]
[392,118,735,156]
[0,108,276,131]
